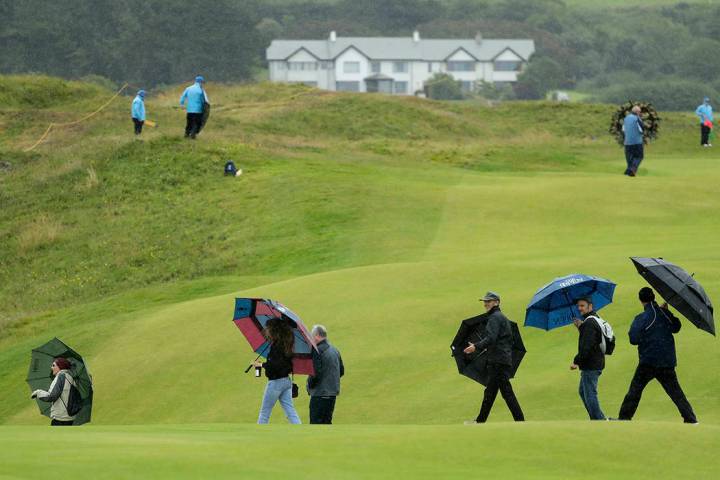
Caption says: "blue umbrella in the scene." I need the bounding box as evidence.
[525,274,617,330]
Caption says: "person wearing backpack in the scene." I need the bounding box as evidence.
[30,357,78,426]
[571,297,612,420]
[617,288,698,423]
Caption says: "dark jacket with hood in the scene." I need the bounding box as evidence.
[262,345,293,380]
[628,302,681,368]
[472,306,513,366]
[573,311,605,371]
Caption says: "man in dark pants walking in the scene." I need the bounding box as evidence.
[463,292,524,423]
[571,298,606,420]
[180,75,208,139]
[307,325,344,424]
[623,105,644,176]
[617,287,698,423]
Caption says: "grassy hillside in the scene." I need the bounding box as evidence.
[0,75,718,478]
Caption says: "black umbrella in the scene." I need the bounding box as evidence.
[450,314,526,386]
[631,257,715,336]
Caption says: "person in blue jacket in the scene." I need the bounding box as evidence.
[617,287,698,423]
[131,90,146,135]
[180,75,209,139]
[695,97,713,147]
[622,105,644,176]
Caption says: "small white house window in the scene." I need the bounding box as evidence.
[447,61,475,72]
[393,62,408,73]
[371,61,381,73]
[494,61,522,72]
[288,62,318,71]
[336,81,360,92]
[343,61,361,73]
[394,81,408,94]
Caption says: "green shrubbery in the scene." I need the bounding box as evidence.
[589,77,719,111]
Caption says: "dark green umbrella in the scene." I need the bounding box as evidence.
[27,338,94,425]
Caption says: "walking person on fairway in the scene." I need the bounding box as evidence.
[307,325,344,424]
[179,75,209,139]
[623,105,644,176]
[463,292,525,423]
[131,89,146,135]
[695,97,714,147]
[571,298,608,420]
[253,317,302,424]
[617,287,698,423]
[30,357,77,426]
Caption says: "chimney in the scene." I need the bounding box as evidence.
[329,31,337,42]
[413,30,420,43]
[475,32,483,45]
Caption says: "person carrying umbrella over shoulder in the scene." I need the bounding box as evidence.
[253,317,302,424]
[570,297,607,420]
[131,89,146,136]
[464,292,525,423]
[30,357,77,426]
[617,287,698,424]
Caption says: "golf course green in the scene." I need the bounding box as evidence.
[0,76,718,478]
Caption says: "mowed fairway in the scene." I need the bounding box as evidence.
[1,77,719,478]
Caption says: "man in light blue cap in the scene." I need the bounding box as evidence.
[695,97,713,147]
[131,90,146,135]
[180,75,209,139]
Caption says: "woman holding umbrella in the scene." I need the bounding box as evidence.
[253,317,302,424]
[30,357,77,426]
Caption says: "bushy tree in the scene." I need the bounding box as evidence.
[424,73,464,100]
[514,57,564,100]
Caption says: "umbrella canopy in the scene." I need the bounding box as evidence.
[233,298,318,375]
[26,338,93,425]
[631,257,715,336]
[525,274,617,330]
[451,314,526,386]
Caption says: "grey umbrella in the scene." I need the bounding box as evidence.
[631,257,715,336]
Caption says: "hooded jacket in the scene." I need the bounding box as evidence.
[472,306,513,366]
[131,95,145,121]
[628,302,681,368]
[696,103,714,124]
[179,82,209,114]
[35,370,76,422]
[573,312,605,371]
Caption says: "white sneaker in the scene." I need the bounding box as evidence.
[463,420,479,425]
[708,144,713,147]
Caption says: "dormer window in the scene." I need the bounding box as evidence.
[447,61,475,72]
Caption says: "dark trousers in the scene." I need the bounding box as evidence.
[185,112,203,138]
[618,364,697,423]
[309,396,337,424]
[476,363,524,422]
[132,118,144,135]
[701,124,711,145]
[624,144,644,175]
[51,419,74,426]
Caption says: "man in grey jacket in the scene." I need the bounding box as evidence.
[307,325,345,424]
[463,292,524,423]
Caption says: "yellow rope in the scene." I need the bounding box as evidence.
[24,83,129,152]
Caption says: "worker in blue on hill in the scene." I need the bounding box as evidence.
[131,90,146,135]
[622,105,644,177]
[180,75,209,139]
[695,97,714,147]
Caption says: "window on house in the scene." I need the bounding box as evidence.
[288,62,318,71]
[394,81,408,94]
[393,62,408,73]
[447,61,475,72]
[494,61,522,72]
[371,62,381,73]
[320,61,334,70]
[343,61,361,73]
[336,81,360,92]
[277,62,286,70]
[459,81,474,93]
[427,62,433,73]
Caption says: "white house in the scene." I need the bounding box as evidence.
[266,31,535,95]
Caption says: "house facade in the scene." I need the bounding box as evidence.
[266,31,535,95]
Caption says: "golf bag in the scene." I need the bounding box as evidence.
[224,160,238,176]
[588,315,615,355]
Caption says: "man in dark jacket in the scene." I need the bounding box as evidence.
[307,325,344,424]
[571,298,606,420]
[617,287,697,423]
[463,291,524,423]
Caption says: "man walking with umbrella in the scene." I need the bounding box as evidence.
[617,287,698,423]
[464,292,525,423]
[571,297,607,420]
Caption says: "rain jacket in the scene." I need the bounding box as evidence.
[131,95,145,121]
[622,113,644,145]
[179,82,209,114]
[307,340,344,397]
[35,370,76,422]
[472,306,513,366]
[696,103,713,124]
[573,311,605,371]
[628,302,681,369]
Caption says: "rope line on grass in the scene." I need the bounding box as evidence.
[23,83,130,152]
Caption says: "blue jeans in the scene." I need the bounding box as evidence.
[258,377,301,424]
[579,370,605,420]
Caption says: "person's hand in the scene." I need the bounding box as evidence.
[570,364,579,370]
[30,390,39,399]
[661,302,668,309]
[252,361,263,368]
[463,343,476,354]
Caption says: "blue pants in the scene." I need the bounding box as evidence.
[624,144,644,175]
[257,377,301,424]
[579,370,605,420]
